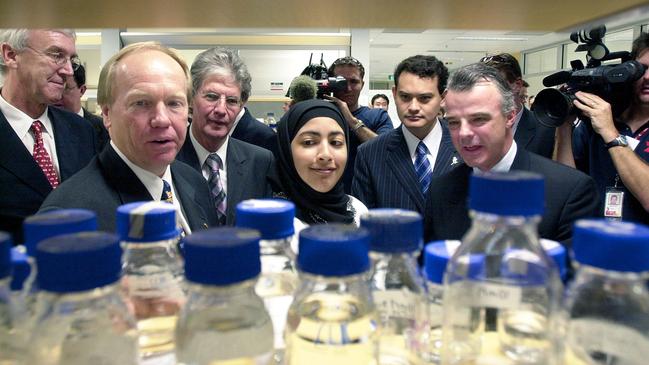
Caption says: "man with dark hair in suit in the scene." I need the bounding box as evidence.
[0,29,98,243]
[54,63,109,149]
[352,55,461,214]
[424,63,598,244]
[40,42,218,232]
[327,56,394,192]
[481,53,555,158]
[176,47,275,225]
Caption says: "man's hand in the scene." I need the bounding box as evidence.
[573,91,618,142]
[322,94,360,128]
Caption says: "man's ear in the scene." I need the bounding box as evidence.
[79,84,87,96]
[101,104,111,130]
[1,44,18,70]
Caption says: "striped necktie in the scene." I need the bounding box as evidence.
[414,141,432,194]
[205,153,227,225]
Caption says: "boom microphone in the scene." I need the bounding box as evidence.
[289,75,318,103]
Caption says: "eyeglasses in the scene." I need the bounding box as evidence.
[201,92,242,109]
[24,46,82,71]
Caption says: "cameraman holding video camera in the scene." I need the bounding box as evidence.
[556,32,649,224]
[324,56,394,192]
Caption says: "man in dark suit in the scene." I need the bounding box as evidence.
[176,47,275,226]
[352,55,461,214]
[481,53,555,158]
[424,63,598,244]
[0,29,98,243]
[40,42,218,232]
[54,63,109,149]
[231,107,277,156]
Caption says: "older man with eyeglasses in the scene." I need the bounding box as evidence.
[176,47,276,225]
[0,29,99,244]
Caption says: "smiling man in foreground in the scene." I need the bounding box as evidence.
[40,42,218,232]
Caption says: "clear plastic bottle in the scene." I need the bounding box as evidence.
[285,224,378,365]
[361,209,426,365]
[116,201,185,359]
[175,227,274,364]
[441,171,563,365]
[26,232,139,365]
[421,240,462,364]
[236,199,298,363]
[266,112,278,132]
[21,209,97,309]
[539,239,567,284]
[0,232,23,365]
[563,219,649,365]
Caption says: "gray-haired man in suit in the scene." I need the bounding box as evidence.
[176,47,276,225]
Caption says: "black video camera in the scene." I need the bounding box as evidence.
[300,53,347,99]
[532,25,647,127]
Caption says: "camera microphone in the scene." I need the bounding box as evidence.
[289,75,318,103]
[542,71,572,87]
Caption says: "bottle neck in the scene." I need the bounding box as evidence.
[38,281,122,303]
[260,236,293,254]
[186,277,259,297]
[470,210,542,226]
[575,263,649,283]
[296,270,372,299]
[122,237,182,260]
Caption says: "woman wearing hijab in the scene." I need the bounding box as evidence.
[276,99,367,226]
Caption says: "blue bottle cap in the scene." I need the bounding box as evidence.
[183,228,261,285]
[10,247,30,291]
[424,240,461,284]
[573,219,649,272]
[298,224,370,276]
[116,201,180,242]
[35,232,122,293]
[540,239,567,282]
[361,209,423,253]
[469,171,544,216]
[23,209,97,257]
[236,199,295,240]
[0,232,11,280]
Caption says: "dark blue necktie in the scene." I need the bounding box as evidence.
[161,180,173,203]
[415,141,432,194]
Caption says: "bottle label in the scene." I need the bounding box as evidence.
[568,318,649,364]
[450,282,522,309]
[373,290,419,321]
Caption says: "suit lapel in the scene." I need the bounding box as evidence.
[387,126,424,212]
[98,145,153,204]
[225,139,246,223]
[171,161,208,231]
[49,108,82,180]
[432,121,461,177]
[0,110,51,196]
[514,108,535,149]
[511,146,530,171]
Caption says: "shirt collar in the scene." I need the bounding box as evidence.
[227,107,246,137]
[473,141,517,174]
[401,118,442,158]
[190,125,229,171]
[0,92,53,139]
[111,141,170,200]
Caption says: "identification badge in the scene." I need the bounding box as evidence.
[604,187,624,220]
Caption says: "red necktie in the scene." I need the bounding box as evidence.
[30,121,59,188]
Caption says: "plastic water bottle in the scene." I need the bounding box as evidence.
[116,201,185,359]
[563,219,649,365]
[540,239,568,283]
[441,171,563,365]
[361,209,425,365]
[21,209,97,301]
[421,240,461,364]
[236,199,298,363]
[175,227,274,364]
[285,224,378,365]
[26,232,139,365]
[266,112,278,131]
[0,232,23,365]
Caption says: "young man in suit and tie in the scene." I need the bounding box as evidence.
[352,55,461,214]
[175,47,275,226]
[424,63,598,244]
[40,42,218,232]
[0,29,98,243]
